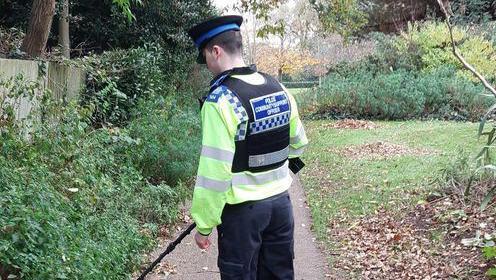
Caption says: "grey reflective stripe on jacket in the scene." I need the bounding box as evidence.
[201,145,235,163]
[248,146,289,167]
[195,176,231,192]
[232,163,288,186]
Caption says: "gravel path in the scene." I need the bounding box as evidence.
[143,174,329,280]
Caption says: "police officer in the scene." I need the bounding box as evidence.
[187,15,308,280]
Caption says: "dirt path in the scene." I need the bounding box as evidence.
[144,174,329,280]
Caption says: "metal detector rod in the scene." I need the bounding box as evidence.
[137,222,196,280]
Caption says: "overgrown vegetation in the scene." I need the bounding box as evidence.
[303,65,491,120]
[1,47,203,279]
[1,109,190,279]
[0,0,212,276]
[0,27,24,58]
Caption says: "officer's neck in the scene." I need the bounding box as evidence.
[217,57,246,75]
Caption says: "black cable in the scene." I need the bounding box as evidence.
[137,222,196,280]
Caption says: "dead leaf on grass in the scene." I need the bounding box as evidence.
[325,119,379,130]
[329,197,494,280]
[336,141,435,159]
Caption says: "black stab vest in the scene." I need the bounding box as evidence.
[210,67,291,173]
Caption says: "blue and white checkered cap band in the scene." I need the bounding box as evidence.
[249,112,290,135]
[194,23,241,48]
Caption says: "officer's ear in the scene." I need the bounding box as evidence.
[211,45,222,59]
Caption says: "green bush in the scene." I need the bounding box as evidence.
[128,98,201,187]
[0,161,151,279]
[0,81,200,278]
[78,41,208,128]
[450,0,496,24]
[362,23,496,82]
[314,68,424,119]
[79,43,177,126]
[76,43,204,186]
[303,65,491,120]
[306,21,495,121]
[0,104,193,278]
[394,22,496,82]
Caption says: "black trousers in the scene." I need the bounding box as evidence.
[217,191,295,280]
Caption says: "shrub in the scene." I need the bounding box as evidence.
[78,42,208,128]
[0,27,24,58]
[395,22,496,82]
[302,65,491,120]
[363,23,496,82]
[368,32,423,72]
[0,82,200,278]
[0,160,151,279]
[450,0,496,24]
[128,97,201,187]
[303,67,423,119]
[306,21,495,121]
[79,43,178,126]
[0,102,195,278]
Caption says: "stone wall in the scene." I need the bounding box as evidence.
[0,58,85,121]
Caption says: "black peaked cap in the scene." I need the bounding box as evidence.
[188,15,243,64]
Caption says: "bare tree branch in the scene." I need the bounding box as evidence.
[436,0,496,97]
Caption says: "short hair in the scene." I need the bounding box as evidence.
[204,30,243,56]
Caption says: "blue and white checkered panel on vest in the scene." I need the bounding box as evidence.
[235,121,248,141]
[207,85,249,141]
[222,88,248,121]
[221,87,249,141]
[249,112,290,135]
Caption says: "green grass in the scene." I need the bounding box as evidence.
[300,120,481,245]
[287,87,309,96]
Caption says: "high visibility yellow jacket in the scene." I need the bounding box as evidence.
[191,70,308,235]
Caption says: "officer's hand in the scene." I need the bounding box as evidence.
[194,232,211,250]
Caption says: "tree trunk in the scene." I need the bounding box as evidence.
[252,14,257,65]
[58,0,70,58]
[278,35,284,81]
[21,0,56,58]
[243,22,253,64]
